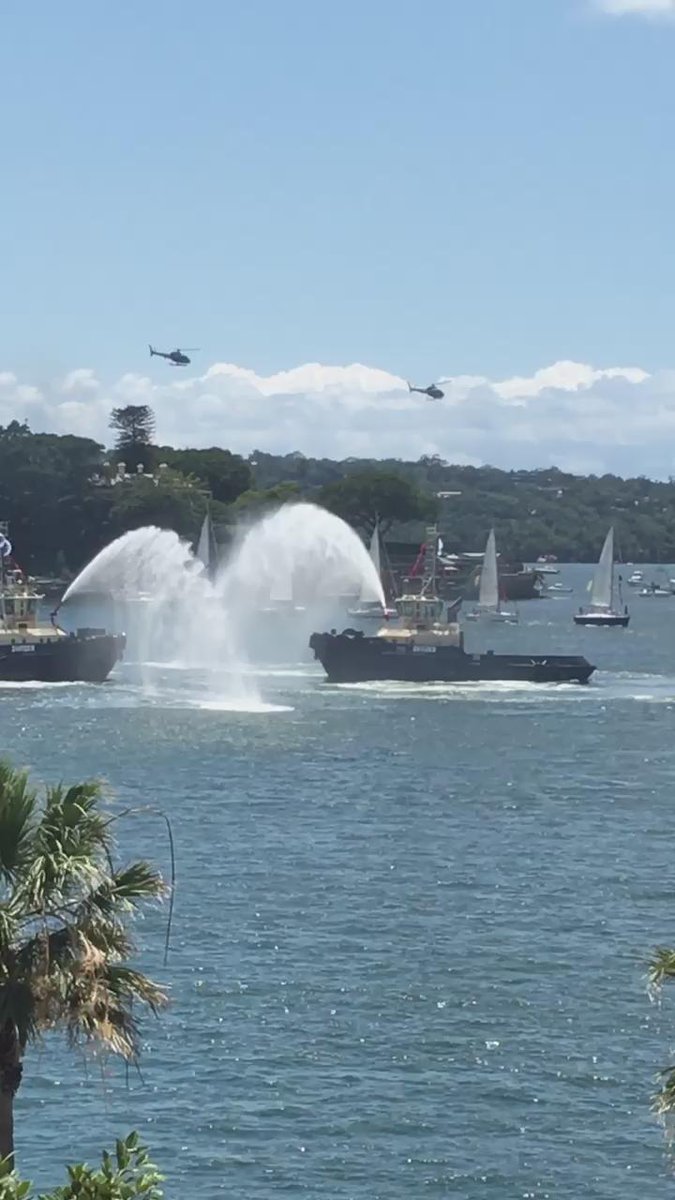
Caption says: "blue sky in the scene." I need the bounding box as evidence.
[1,0,675,472]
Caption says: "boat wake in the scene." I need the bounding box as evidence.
[0,680,85,690]
[332,679,589,702]
[330,671,675,705]
[194,698,293,714]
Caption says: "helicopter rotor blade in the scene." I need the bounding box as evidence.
[178,348,200,352]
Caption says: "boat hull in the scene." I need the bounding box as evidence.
[0,632,126,683]
[309,631,594,684]
[573,613,629,628]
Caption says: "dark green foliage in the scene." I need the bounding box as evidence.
[157,447,252,504]
[0,1133,162,1199]
[0,424,250,574]
[252,454,675,561]
[4,418,675,572]
[318,470,435,536]
[109,407,156,474]
[0,425,105,574]
[230,481,302,516]
[106,470,208,541]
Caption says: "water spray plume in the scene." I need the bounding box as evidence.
[219,503,385,609]
[60,503,384,696]
[61,527,195,604]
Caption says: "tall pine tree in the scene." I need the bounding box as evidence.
[109,405,156,473]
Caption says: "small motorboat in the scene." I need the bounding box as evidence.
[638,582,671,597]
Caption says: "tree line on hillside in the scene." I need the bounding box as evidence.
[2,406,675,575]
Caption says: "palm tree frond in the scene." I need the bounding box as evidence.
[0,905,17,960]
[649,947,675,995]
[0,762,167,1081]
[38,781,112,861]
[105,964,167,1014]
[0,761,36,883]
[111,862,167,905]
[654,1067,675,1117]
[65,963,167,1061]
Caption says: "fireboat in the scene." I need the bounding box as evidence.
[0,525,125,683]
[309,527,595,685]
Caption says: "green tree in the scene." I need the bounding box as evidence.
[318,470,436,536]
[229,481,301,517]
[109,407,156,473]
[0,426,104,574]
[0,1132,162,1199]
[0,762,166,1163]
[107,469,207,541]
[157,447,252,505]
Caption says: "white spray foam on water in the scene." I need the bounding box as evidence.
[61,503,384,706]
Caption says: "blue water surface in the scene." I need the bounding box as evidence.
[2,565,675,1198]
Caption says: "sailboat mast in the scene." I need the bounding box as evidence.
[0,521,8,627]
[422,526,438,596]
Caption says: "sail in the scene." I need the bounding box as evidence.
[196,510,217,573]
[478,529,499,609]
[359,521,383,603]
[270,566,293,604]
[369,522,382,579]
[591,526,614,609]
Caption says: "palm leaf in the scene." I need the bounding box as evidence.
[65,963,167,1061]
[0,762,167,1088]
[648,947,675,993]
[0,761,36,883]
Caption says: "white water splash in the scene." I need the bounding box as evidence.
[60,503,384,697]
[61,527,196,604]
[219,503,385,609]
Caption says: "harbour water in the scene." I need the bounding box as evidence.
[4,564,675,1197]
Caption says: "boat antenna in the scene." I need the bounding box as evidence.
[0,523,10,627]
[421,525,439,596]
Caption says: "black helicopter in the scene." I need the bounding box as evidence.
[149,344,199,366]
[407,381,444,400]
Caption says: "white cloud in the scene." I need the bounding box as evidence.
[595,0,675,16]
[1,356,675,478]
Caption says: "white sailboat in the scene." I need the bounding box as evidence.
[196,507,217,577]
[347,519,397,619]
[262,563,306,613]
[465,529,518,622]
[573,527,629,627]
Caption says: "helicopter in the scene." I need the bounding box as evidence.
[149,344,199,366]
[407,381,444,400]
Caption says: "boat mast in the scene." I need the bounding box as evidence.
[0,521,8,627]
[421,525,439,596]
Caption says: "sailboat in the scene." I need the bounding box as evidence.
[573,527,629,627]
[465,529,518,623]
[196,506,218,578]
[261,562,306,614]
[347,519,398,619]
